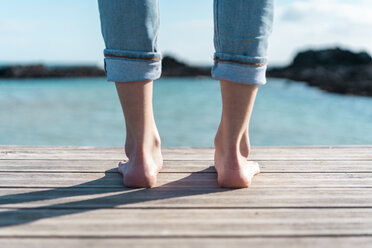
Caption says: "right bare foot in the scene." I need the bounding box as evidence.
[118,133,163,188]
[213,80,260,188]
[214,127,260,188]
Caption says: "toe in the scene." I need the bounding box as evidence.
[117,161,127,175]
[250,161,260,176]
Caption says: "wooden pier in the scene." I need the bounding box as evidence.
[0,145,371,247]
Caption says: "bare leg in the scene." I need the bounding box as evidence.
[116,80,163,188]
[214,80,260,188]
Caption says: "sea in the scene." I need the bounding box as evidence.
[0,77,371,147]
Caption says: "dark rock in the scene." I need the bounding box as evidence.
[161,56,211,77]
[267,47,372,96]
[0,55,211,79]
[0,64,105,78]
[291,47,372,67]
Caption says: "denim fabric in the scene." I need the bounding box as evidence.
[98,0,274,85]
[98,0,161,82]
[212,0,274,85]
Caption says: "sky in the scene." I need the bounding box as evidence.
[1,0,372,67]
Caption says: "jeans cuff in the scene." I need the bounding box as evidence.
[103,49,162,82]
[211,61,267,85]
[104,57,161,82]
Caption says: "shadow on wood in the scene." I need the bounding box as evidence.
[0,166,236,228]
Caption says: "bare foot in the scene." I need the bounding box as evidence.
[115,80,163,188]
[214,80,260,188]
[214,128,260,188]
[118,134,163,188]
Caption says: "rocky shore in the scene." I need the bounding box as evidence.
[0,64,106,78]
[2,48,372,96]
[0,56,210,79]
[161,56,210,77]
[267,47,372,96]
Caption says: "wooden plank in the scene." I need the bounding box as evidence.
[2,145,371,150]
[0,208,372,237]
[1,172,372,188]
[0,146,371,247]
[0,146,371,160]
[1,188,372,209]
[0,160,372,173]
[1,237,372,248]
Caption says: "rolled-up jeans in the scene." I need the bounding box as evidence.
[98,0,274,85]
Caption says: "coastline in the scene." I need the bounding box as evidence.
[2,47,372,97]
[0,55,210,79]
[267,47,372,97]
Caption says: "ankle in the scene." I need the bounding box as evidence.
[214,125,238,151]
[125,133,161,158]
[214,124,251,159]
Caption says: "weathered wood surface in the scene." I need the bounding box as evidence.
[1,188,372,209]
[1,160,371,173]
[2,237,372,248]
[1,208,372,236]
[0,146,371,248]
[1,146,371,160]
[1,172,372,188]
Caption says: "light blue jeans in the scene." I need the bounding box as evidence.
[98,0,274,85]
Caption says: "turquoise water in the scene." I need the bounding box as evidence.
[0,77,371,146]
